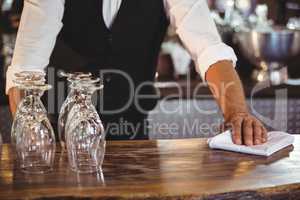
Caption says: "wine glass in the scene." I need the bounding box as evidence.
[58,71,91,149]
[11,72,56,174]
[11,71,47,145]
[65,82,105,174]
[58,71,99,150]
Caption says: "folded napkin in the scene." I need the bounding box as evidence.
[208,130,295,156]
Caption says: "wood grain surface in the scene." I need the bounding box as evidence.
[0,136,299,200]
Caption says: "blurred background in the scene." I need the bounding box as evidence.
[0,0,300,142]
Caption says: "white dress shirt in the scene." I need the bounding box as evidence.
[6,0,237,93]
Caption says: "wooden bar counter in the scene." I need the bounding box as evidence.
[0,136,300,200]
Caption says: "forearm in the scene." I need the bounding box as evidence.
[206,60,248,121]
[6,0,65,117]
[5,0,64,94]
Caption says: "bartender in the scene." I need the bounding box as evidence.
[6,0,267,145]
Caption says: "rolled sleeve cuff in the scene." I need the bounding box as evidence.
[196,43,237,81]
[5,65,45,94]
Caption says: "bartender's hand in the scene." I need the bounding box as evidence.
[206,60,268,146]
[8,87,23,118]
[222,112,268,146]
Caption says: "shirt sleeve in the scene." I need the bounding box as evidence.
[5,0,65,94]
[164,0,237,81]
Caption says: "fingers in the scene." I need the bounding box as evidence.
[8,87,23,118]
[243,118,254,146]
[232,118,242,145]
[219,123,226,133]
[262,126,268,143]
[226,113,268,146]
[253,121,262,145]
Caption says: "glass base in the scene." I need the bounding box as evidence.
[21,165,53,174]
[70,164,102,174]
[60,141,67,152]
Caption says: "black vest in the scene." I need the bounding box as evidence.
[59,0,169,113]
[48,0,170,139]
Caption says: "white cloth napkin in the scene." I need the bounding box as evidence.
[208,130,295,156]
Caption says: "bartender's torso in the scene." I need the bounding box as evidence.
[60,0,169,111]
[55,0,169,140]
[61,0,168,76]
